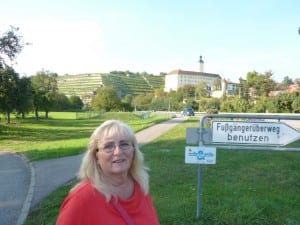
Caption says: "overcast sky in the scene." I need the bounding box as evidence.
[1,0,299,82]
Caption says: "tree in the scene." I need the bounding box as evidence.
[31,70,58,119]
[195,81,209,98]
[270,92,295,113]
[238,79,250,99]
[212,78,222,90]
[0,67,19,123]
[246,71,276,97]
[132,93,154,111]
[69,96,83,110]
[0,26,25,69]
[251,96,269,113]
[282,76,294,89]
[92,86,122,111]
[292,94,300,113]
[16,76,33,118]
[52,93,71,111]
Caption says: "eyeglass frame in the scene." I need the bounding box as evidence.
[97,140,134,154]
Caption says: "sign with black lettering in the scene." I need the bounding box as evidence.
[212,121,300,146]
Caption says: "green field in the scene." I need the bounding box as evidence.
[0,111,169,161]
[11,115,299,225]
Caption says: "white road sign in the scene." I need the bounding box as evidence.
[212,121,300,146]
[185,146,216,164]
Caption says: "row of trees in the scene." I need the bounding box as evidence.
[0,68,83,123]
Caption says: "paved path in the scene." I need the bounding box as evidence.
[0,152,30,225]
[0,116,186,225]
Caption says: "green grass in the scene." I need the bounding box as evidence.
[23,117,300,225]
[0,111,169,161]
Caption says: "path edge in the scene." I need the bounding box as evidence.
[16,154,35,225]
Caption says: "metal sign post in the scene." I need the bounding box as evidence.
[186,113,300,219]
[185,146,216,218]
[196,165,202,219]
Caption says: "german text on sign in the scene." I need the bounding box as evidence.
[212,121,300,146]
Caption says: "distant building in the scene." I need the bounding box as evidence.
[164,56,221,92]
[211,79,239,98]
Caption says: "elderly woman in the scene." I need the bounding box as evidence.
[56,120,160,225]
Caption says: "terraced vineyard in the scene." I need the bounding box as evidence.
[57,72,165,100]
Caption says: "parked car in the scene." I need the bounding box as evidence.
[182,108,195,116]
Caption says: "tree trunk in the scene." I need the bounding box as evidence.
[45,110,48,119]
[6,112,11,124]
[35,108,39,120]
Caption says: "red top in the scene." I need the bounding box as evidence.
[56,180,160,225]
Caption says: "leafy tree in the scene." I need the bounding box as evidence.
[198,98,208,112]
[122,94,133,105]
[238,79,250,99]
[246,71,276,97]
[31,70,58,119]
[270,92,295,113]
[16,76,33,118]
[212,78,222,90]
[0,67,19,123]
[0,26,25,69]
[206,98,220,110]
[292,94,300,113]
[220,96,234,112]
[282,76,294,89]
[92,86,122,111]
[195,81,209,98]
[52,93,71,111]
[179,84,195,99]
[132,93,154,111]
[251,96,269,113]
[69,95,83,110]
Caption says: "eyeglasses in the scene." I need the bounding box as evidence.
[99,141,133,154]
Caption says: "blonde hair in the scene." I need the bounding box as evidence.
[76,120,149,201]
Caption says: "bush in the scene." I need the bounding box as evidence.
[206,108,218,114]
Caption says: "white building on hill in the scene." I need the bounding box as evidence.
[164,56,221,92]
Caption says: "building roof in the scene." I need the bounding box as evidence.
[167,69,221,79]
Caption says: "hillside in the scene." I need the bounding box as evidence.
[57,72,165,100]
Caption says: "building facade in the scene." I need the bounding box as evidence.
[164,69,221,92]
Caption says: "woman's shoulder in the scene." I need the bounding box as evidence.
[64,180,104,204]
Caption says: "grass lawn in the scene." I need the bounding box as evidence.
[0,111,169,161]
[23,117,300,225]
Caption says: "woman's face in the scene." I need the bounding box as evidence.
[96,133,134,177]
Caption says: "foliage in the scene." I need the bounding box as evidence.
[292,95,300,113]
[31,70,58,119]
[195,80,209,98]
[0,26,24,69]
[246,71,276,97]
[133,92,154,110]
[0,67,19,123]
[212,77,222,90]
[92,86,122,111]
[16,76,33,117]
[69,95,83,110]
[282,76,294,89]
[251,96,269,113]
[269,92,294,113]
